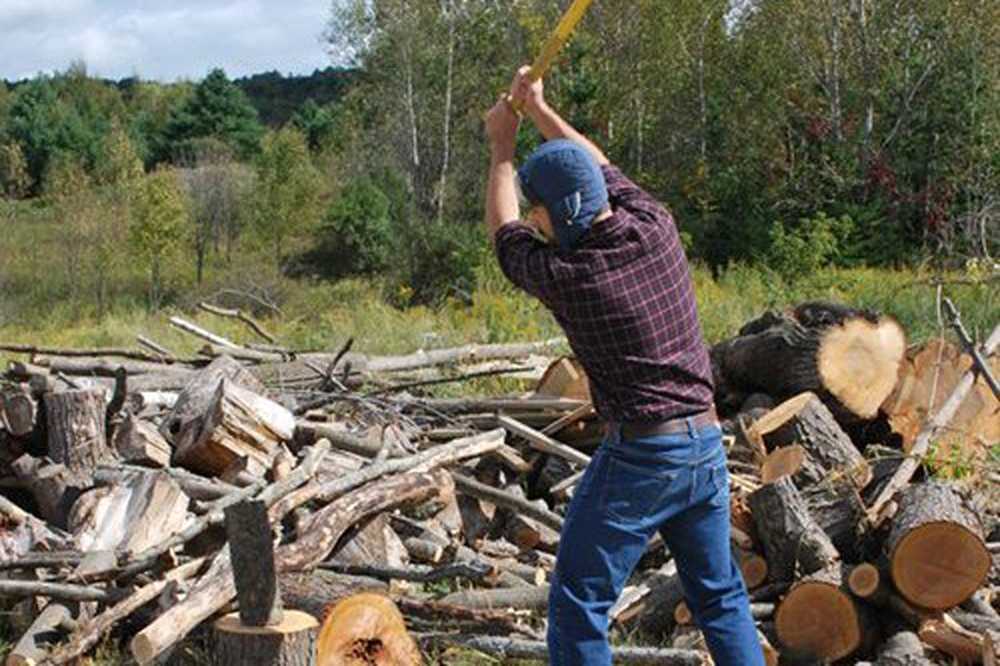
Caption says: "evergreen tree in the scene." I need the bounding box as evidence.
[165,69,264,160]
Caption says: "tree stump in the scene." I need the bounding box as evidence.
[213,610,317,666]
[775,565,876,662]
[887,482,990,610]
[748,477,840,583]
[711,303,906,421]
[44,389,111,474]
[748,392,871,489]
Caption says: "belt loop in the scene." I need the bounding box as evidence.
[686,416,697,438]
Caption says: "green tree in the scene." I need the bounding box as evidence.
[292,99,337,151]
[252,127,322,270]
[317,178,393,276]
[165,69,264,160]
[132,168,188,308]
[95,121,144,188]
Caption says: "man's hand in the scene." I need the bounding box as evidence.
[485,97,520,160]
[510,66,545,115]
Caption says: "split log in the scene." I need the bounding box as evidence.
[775,565,876,662]
[95,463,244,503]
[887,482,990,609]
[72,469,189,555]
[174,378,295,477]
[711,302,906,420]
[2,386,36,438]
[214,611,318,666]
[44,389,111,474]
[869,323,1000,524]
[130,469,449,663]
[162,354,265,443]
[5,602,74,666]
[112,414,170,468]
[316,594,421,666]
[423,635,709,665]
[748,477,840,583]
[329,514,407,570]
[748,392,871,489]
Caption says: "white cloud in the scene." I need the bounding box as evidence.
[0,0,334,82]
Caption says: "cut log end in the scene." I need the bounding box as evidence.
[847,563,881,599]
[316,593,422,666]
[891,521,991,610]
[213,611,318,666]
[775,580,862,661]
[817,317,906,419]
[760,445,804,485]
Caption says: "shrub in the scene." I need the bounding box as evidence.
[313,178,394,277]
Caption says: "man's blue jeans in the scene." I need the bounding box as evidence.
[548,419,765,666]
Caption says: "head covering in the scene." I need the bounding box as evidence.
[517,139,608,251]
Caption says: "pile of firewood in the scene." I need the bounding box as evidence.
[0,301,997,665]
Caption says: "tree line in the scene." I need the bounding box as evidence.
[1,0,997,317]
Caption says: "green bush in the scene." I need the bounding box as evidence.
[763,212,854,281]
[388,220,484,307]
[315,178,393,277]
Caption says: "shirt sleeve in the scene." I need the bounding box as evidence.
[493,223,557,303]
[602,164,675,229]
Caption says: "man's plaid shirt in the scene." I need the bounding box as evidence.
[495,164,714,423]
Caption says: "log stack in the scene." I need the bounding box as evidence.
[0,302,996,666]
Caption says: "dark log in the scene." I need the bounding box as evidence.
[278,569,387,620]
[887,482,990,610]
[748,477,840,582]
[456,494,496,546]
[213,611,317,666]
[802,477,868,561]
[225,500,283,627]
[2,386,37,438]
[10,455,80,528]
[44,390,111,474]
[775,565,876,662]
[422,634,709,665]
[174,378,294,477]
[748,392,871,489]
[711,303,906,420]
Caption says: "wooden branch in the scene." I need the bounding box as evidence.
[319,561,493,584]
[944,298,1000,399]
[420,635,709,665]
[135,335,176,361]
[0,343,172,364]
[440,585,550,611]
[869,323,1000,524]
[96,463,245,502]
[7,602,73,666]
[497,415,590,467]
[41,558,206,665]
[453,473,563,532]
[199,302,276,344]
[168,316,240,349]
[0,581,119,604]
[366,338,564,373]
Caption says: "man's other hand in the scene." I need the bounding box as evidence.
[485,97,520,159]
[510,66,545,115]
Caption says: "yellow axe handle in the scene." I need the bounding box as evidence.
[510,0,595,113]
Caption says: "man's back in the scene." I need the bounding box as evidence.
[495,164,714,423]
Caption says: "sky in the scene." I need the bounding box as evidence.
[0,0,337,82]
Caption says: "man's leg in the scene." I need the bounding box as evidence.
[547,447,663,666]
[659,448,765,666]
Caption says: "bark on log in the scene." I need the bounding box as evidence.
[112,414,170,468]
[711,303,906,420]
[329,513,407,570]
[174,378,294,477]
[44,390,110,474]
[748,392,871,489]
[315,593,421,666]
[162,354,265,442]
[33,356,195,378]
[2,386,37,438]
[748,477,840,583]
[278,570,388,620]
[453,473,562,532]
[366,338,563,373]
[10,456,79,528]
[439,585,550,612]
[214,611,317,666]
[802,477,868,561]
[225,500,283,627]
[775,565,876,662]
[887,482,990,610]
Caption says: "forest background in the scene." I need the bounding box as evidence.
[0,0,997,359]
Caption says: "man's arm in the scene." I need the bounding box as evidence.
[484,99,521,241]
[512,66,609,166]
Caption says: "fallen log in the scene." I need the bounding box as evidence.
[440,585,550,612]
[886,481,991,610]
[0,581,119,604]
[711,302,906,420]
[169,315,240,349]
[5,602,74,666]
[453,473,562,532]
[366,338,564,373]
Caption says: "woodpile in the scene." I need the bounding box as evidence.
[0,300,996,665]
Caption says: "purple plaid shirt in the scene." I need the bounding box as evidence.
[495,164,714,423]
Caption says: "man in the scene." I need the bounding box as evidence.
[483,68,765,666]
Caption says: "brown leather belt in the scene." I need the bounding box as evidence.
[617,407,719,440]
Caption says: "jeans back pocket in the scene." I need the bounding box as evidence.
[599,455,679,524]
